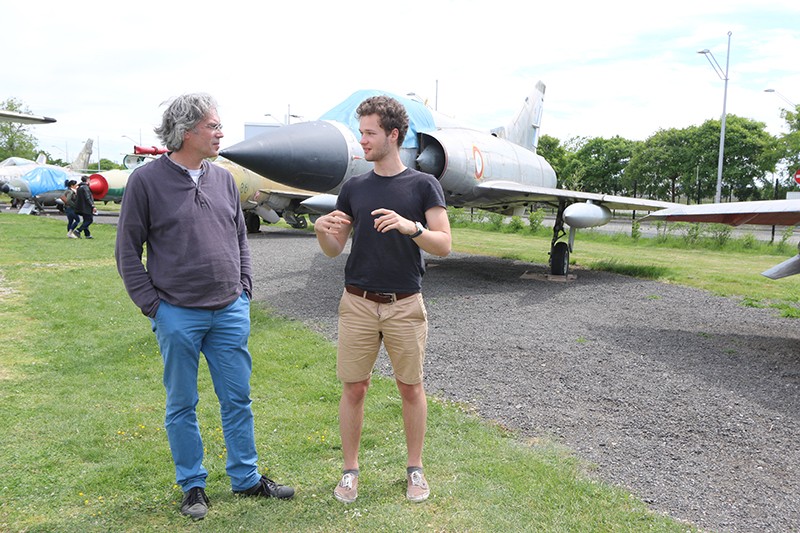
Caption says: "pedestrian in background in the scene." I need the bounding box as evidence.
[63,179,80,238]
[74,176,96,239]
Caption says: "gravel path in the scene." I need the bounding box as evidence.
[249,227,800,532]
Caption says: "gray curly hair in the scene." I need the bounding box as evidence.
[154,93,218,151]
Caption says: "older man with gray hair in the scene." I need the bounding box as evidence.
[115,93,293,520]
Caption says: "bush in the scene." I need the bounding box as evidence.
[655,221,677,243]
[507,215,525,233]
[486,212,504,230]
[681,223,703,245]
[778,226,795,253]
[631,219,641,242]
[447,207,472,227]
[528,209,545,233]
[739,232,757,250]
[708,223,732,248]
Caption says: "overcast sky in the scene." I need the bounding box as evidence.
[3,0,799,165]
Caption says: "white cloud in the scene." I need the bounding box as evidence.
[3,0,798,163]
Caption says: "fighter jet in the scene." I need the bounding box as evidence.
[0,139,93,183]
[1,139,94,212]
[221,83,677,275]
[1,166,73,210]
[82,168,130,204]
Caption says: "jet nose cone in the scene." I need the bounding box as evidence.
[88,173,109,200]
[221,121,350,192]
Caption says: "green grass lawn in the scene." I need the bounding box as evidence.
[0,214,701,532]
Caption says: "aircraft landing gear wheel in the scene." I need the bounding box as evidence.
[550,241,569,276]
[245,212,261,234]
[291,216,308,229]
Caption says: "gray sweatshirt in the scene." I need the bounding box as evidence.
[115,154,252,317]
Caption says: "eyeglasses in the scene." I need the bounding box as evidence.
[204,122,223,131]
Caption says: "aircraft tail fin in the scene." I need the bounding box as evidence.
[68,139,94,171]
[490,81,546,153]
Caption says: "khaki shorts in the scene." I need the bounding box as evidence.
[336,288,428,384]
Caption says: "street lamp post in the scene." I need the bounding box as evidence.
[764,89,797,109]
[763,88,797,241]
[285,104,304,125]
[264,111,302,125]
[698,31,732,204]
[263,113,282,124]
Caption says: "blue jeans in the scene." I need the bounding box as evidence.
[66,207,80,232]
[150,292,260,492]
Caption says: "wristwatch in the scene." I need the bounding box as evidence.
[410,221,425,238]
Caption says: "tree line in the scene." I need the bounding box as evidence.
[538,108,800,204]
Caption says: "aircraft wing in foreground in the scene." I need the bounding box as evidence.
[644,199,800,226]
[646,199,800,279]
[221,83,677,275]
[0,109,56,124]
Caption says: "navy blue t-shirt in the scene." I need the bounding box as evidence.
[336,167,446,293]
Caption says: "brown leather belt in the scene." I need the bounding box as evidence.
[345,285,417,304]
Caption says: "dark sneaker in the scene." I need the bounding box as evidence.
[180,486,210,520]
[85,235,94,239]
[233,475,294,500]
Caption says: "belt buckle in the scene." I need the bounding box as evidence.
[377,292,396,304]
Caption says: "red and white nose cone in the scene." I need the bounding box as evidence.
[88,174,109,200]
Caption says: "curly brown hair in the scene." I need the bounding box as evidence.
[356,95,409,147]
